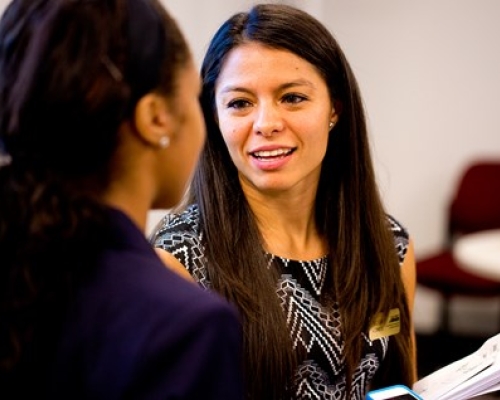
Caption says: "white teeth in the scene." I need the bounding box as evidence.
[253,148,292,157]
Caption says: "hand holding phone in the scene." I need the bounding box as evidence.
[366,384,423,399]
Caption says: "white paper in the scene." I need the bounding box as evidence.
[413,333,500,400]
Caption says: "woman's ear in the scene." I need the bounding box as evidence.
[330,106,339,128]
[133,93,173,148]
[330,101,342,129]
[331,100,342,119]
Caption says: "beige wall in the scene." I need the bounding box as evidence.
[321,0,500,259]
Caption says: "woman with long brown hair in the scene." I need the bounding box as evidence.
[152,3,417,399]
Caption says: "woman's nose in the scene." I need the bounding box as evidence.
[253,104,284,137]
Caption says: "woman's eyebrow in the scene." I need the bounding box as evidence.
[218,79,316,95]
[218,85,253,95]
[279,79,316,90]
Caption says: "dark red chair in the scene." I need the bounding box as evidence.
[416,160,500,332]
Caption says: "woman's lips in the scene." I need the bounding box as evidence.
[249,147,296,170]
[250,147,294,159]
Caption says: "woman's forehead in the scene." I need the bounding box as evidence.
[216,43,325,90]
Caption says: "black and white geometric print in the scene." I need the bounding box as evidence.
[275,260,389,400]
[152,205,210,287]
[152,204,409,400]
[387,214,409,265]
[277,274,343,369]
[276,256,328,296]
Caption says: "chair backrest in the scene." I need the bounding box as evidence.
[448,160,500,235]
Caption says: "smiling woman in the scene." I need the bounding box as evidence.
[151,3,417,399]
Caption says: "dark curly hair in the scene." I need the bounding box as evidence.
[0,0,190,391]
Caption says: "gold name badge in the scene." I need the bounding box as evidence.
[369,308,400,341]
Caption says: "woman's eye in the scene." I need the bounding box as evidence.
[227,99,251,109]
[282,94,307,104]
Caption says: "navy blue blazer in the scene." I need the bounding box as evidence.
[49,208,244,399]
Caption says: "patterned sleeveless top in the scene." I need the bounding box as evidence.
[151,204,410,400]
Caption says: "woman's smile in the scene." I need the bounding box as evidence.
[249,145,297,170]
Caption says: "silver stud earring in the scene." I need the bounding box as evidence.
[159,136,170,149]
[329,121,334,129]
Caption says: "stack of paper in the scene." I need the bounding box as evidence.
[413,332,500,400]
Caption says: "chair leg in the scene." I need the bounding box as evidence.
[438,296,451,335]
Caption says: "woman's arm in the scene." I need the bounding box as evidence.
[401,238,418,382]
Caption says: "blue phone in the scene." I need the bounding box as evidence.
[366,384,423,400]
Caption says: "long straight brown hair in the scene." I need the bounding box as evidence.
[191,3,414,399]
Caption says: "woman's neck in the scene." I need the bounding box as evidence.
[243,185,327,260]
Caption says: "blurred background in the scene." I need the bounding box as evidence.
[1,0,498,380]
